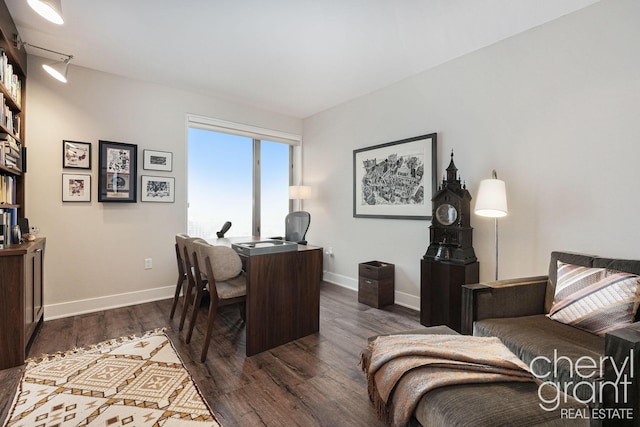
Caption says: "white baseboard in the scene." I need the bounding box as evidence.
[45,286,175,320]
[322,271,419,312]
[394,291,420,311]
[322,271,358,290]
[45,274,420,321]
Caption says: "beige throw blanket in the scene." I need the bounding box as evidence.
[361,334,534,427]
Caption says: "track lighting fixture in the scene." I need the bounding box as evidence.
[41,56,72,82]
[14,35,73,83]
[26,0,64,25]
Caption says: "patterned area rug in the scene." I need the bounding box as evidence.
[3,329,221,427]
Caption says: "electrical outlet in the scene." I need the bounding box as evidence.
[144,258,152,269]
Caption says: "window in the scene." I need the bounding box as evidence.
[187,116,300,240]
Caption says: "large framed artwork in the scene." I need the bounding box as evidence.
[98,140,137,202]
[353,133,437,220]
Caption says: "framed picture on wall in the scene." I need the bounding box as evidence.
[62,173,91,202]
[62,140,91,169]
[98,140,137,202]
[353,133,437,220]
[143,149,173,171]
[141,175,175,202]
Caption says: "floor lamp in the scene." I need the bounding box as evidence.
[289,185,312,211]
[474,170,508,280]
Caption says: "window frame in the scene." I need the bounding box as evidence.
[186,115,302,237]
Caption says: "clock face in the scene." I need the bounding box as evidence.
[435,203,458,226]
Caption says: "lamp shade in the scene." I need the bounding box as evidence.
[289,185,312,200]
[42,57,71,83]
[475,178,508,218]
[27,0,64,25]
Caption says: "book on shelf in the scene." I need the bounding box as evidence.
[0,207,17,245]
[0,132,20,149]
[0,209,6,249]
[1,105,20,138]
[0,133,21,171]
[0,175,16,204]
[0,49,22,108]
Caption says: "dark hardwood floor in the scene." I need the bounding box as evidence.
[0,282,421,426]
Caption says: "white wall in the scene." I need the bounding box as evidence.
[25,57,302,318]
[303,0,640,309]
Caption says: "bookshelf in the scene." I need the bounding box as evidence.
[0,0,44,371]
[0,0,27,247]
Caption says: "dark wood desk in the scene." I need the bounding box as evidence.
[214,238,323,356]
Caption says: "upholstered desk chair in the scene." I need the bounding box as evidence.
[190,240,246,362]
[170,233,190,320]
[178,237,208,331]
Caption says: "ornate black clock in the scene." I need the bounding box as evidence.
[424,151,477,264]
[421,151,479,332]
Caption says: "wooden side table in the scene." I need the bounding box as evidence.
[358,261,394,308]
[420,258,478,333]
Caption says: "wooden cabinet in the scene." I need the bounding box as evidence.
[358,261,394,308]
[0,238,45,369]
[420,258,478,333]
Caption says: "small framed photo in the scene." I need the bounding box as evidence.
[63,140,91,169]
[141,175,175,202]
[62,174,91,202]
[143,149,172,171]
[98,140,137,202]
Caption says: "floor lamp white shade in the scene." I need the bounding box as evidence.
[289,185,312,211]
[475,171,508,280]
[288,185,312,200]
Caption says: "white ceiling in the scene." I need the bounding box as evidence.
[6,0,599,119]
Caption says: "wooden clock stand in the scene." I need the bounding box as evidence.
[420,258,478,333]
[420,152,479,333]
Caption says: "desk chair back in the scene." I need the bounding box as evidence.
[285,211,311,245]
[178,237,208,331]
[170,233,190,319]
[193,240,247,362]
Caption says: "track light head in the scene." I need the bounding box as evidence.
[27,0,64,25]
[42,56,71,83]
[13,34,73,83]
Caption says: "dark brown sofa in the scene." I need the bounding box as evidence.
[364,326,589,426]
[462,251,640,426]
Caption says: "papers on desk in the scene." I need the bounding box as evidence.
[231,240,298,256]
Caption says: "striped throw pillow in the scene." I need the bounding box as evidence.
[547,261,640,336]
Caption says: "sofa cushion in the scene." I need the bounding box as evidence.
[547,262,640,336]
[595,257,640,322]
[413,381,588,427]
[474,314,604,402]
[546,252,640,321]
[545,252,597,313]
